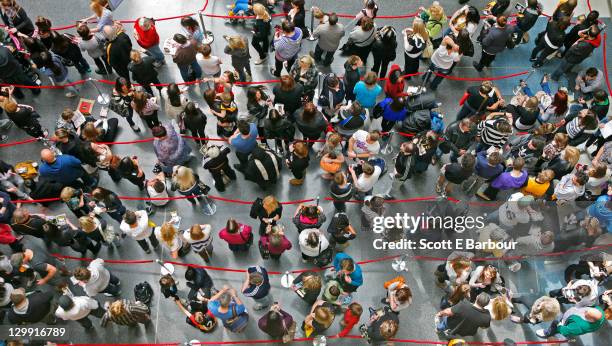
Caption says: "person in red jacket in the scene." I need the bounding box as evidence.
[337,302,362,337]
[0,223,23,252]
[383,64,409,99]
[133,17,165,67]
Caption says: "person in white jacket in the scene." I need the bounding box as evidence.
[72,258,122,297]
[298,228,329,263]
[548,279,599,307]
[55,294,106,329]
[554,171,588,203]
[120,209,159,254]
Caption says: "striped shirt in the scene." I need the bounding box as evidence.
[566,118,581,139]
[101,299,150,327]
[182,225,212,253]
[273,28,303,60]
[477,119,510,148]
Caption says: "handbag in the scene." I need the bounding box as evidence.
[250,198,263,219]
[281,317,296,343]
[225,304,249,333]
[258,238,271,259]
[239,228,254,247]
[422,39,434,59]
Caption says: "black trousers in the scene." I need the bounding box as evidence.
[273,55,297,76]
[314,44,335,66]
[2,68,41,98]
[209,166,237,192]
[372,55,393,79]
[93,57,113,74]
[252,37,269,60]
[353,44,372,65]
[136,232,160,252]
[235,151,250,171]
[531,40,556,65]
[137,77,163,95]
[140,111,161,129]
[476,51,497,69]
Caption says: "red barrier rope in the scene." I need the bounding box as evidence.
[0,137,38,148]
[433,70,531,82]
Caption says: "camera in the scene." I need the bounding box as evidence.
[514,3,525,12]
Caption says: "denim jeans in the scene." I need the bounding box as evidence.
[178,61,202,82]
[146,45,165,63]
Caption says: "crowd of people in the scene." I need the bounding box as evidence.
[0,0,611,345]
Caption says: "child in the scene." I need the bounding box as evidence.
[337,302,362,337]
[323,279,344,306]
[197,44,222,79]
[287,141,310,186]
[319,133,344,179]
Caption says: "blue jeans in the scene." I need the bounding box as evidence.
[178,61,202,82]
[522,81,551,97]
[423,63,451,91]
[146,45,165,63]
[436,316,448,332]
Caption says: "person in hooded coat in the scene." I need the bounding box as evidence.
[244,146,282,189]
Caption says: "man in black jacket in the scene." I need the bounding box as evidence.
[103,25,132,82]
[551,25,601,81]
[202,144,236,192]
[436,118,477,163]
[128,50,162,95]
[530,17,570,68]
[474,16,512,71]
[8,288,56,325]
[0,46,41,99]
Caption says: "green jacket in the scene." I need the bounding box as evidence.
[558,306,606,338]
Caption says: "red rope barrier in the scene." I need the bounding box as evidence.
[433,70,530,82]
[0,138,38,148]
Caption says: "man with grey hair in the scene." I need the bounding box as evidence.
[436,292,492,337]
[133,17,165,67]
[103,24,133,81]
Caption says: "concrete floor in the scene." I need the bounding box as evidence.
[1,0,611,345]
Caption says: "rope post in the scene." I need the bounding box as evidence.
[198,10,215,44]
[306,7,317,41]
[381,131,395,155]
[87,78,110,105]
[155,259,175,276]
[200,195,217,215]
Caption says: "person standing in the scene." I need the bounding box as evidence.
[552,26,601,81]
[101,299,151,327]
[251,4,271,65]
[7,288,56,325]
[371,26,397,79]
[312,13,345,67]
[0,0,34,36]
[473,16,512,71]
[224,35,252,83]
[131,90,161,130]
[230,120,258,172]
[271,20,303,77]
[402,18,428,77]
[173,34,202,83]
[241,265,272,310]
[77,23,112,75]
[436,293,491,337]
[72,258,122,297]
[347,17,376,65]
[103,24,132,82]
[424,35,460,90]
[529,17,570,68]
[133,17,165,67]
[119,209,159,254]
[128,50,162,95]
[55,294,106,329]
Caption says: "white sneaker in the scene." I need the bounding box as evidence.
[535,329,547,338]
[65,92,78,98]
[509,262,521,272]
[180,85,190,92]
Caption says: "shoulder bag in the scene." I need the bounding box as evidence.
[225,304,249,333]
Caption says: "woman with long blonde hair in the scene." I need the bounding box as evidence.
[251,3,272,64]
[251,195,283,236]
[171,166,210,205]
[155,222,189,258]
[402,18,429,76]
[419,2,447,47]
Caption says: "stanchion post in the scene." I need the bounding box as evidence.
[306,7,317,41]
[198,10,215,44]
[381,131,395,155]
[87,78,110,105]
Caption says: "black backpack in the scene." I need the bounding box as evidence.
[134,281,154,305]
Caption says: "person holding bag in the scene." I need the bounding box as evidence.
[219,218,253,252]
[419,2,447,48]
[207,285,249,333]
[259,224,292,260]
[346,17,376,66]
[258,302,296,343]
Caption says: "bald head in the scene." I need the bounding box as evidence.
[41,149,56,163]
[103,25,117,41]
[585,308,603,322]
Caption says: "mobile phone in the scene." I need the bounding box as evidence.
[515,3,525,11]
